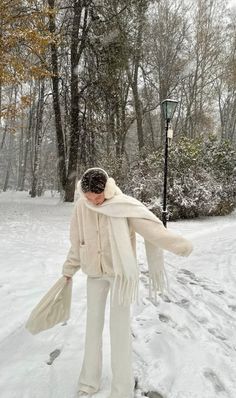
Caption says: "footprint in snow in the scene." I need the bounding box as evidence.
[195,316,209,324]
[215,289,225,295]
[177,269,201,286]
[161,294,171,303]
[208,328,227,341]
[201,284,225,295]
[179,269,227,297]
[158,313,177,328]
[228,304,236,312]
[176,298,190,309]
[204,369,226,393]
[143,392,164,398]
[47,348,61,365]
[179,269,200,282]
[158,313,170,323]
[176,276,188,285]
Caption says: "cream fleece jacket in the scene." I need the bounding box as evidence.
[62,199,193,278]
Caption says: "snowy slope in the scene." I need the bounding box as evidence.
[0,191,235,398]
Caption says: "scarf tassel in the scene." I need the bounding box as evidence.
[111,275,139,306]
[149,267,169,304]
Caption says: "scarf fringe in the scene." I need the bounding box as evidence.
[149,267,169,304]
[111,269,167,306]
[111,275,139,306]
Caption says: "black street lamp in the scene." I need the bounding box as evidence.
[161,98,178,227]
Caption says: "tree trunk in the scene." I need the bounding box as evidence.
[131,80,144,151]
[48,0,67,192]
[65,1,89,202]
[142,69,155,148]
[17,86,24,190]
[3,132,13,191]
[31,79,45,197]
[20,92,36,191]
[2,86,17,191]
[0,86,14,152]
[126,2,145,152]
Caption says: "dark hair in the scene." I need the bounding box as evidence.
[81,168,107,194]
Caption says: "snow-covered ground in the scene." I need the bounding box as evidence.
[0,191,235,398]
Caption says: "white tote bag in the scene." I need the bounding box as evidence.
[25,276,72,335]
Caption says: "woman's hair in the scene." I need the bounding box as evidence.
[81,168,108,194]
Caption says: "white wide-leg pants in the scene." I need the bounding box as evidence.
[78,276,134,398]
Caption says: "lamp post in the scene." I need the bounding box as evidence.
[161,98,178,227]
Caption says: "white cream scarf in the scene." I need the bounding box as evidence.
[77,175,168,305]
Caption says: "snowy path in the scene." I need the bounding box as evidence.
[0,192,235,398]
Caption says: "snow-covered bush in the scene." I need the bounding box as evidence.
[122,136,236,220]
[123,151,163,208]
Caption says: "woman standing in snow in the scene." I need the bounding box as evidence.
[62,167,193,398]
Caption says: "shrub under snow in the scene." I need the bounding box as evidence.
[123,135,236,220]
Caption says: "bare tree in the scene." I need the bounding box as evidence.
[64,0,91,202]
[48,0,67,193]
[180,0,226,137]
[30,78,45,197]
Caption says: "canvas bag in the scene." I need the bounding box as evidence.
[25,276,72,335]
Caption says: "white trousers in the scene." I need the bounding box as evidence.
[78,276,134,398]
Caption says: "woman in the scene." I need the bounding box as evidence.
[62,167,193,398]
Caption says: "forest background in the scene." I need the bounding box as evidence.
[0,0,236,220]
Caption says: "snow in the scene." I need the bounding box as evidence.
[0,191,236,398]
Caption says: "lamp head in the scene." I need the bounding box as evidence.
[161,99,178,122]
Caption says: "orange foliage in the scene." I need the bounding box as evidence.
[0,0,54,85]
